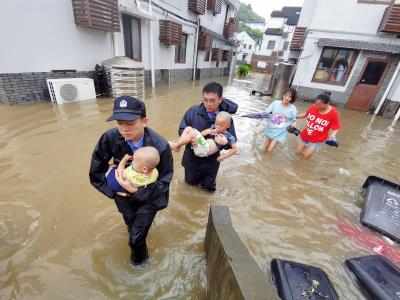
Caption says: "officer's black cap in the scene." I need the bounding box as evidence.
[106,96,146,122]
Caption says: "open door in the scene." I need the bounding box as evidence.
[346,59,389,112]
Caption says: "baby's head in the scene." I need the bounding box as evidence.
[214,111,232,133]
[132,146,160,175]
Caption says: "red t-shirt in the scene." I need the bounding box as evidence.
[300,104,341,143]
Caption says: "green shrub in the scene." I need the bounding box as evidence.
[238,64,251,77]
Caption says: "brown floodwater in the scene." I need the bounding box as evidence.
[0,77,400,300]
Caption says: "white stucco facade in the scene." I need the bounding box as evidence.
[0,0,114,73]
[292,0,400,110]
[244,22,266,32]
[0,0,238,75]
[235,32,256,63]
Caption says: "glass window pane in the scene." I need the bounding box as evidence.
[131,18,141,61]
[313,47,358,85]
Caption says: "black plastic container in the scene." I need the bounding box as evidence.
[346,255,400,300]
[271,259,338,300]
[361,176,400,242]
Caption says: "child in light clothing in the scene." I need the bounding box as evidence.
[170,111,238,162]
[264,89,298,153]
[106,146,160,194]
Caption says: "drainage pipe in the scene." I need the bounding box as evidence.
[192,17,200,81]
[374,60,400,115]
[148,0,156,88]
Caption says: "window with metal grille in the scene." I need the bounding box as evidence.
[175,33,188,64]
[122,14,142,61]
[267,40,276,50]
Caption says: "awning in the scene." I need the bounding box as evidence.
[318,38,400,54]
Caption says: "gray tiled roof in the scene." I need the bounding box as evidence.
[318,38,400,54]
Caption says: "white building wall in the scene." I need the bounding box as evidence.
[200,1,229,36]
[0,0,235,74]
[235,32,256,63]
[244,22,266,31]
[0,0,114,73]
[292,30,400,92]
[258,35,283,56]
[309,0,387,34]
[267,17,286,29]
[197,39,230,69]
[297,0,318,27]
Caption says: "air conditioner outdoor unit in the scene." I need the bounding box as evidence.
[47,78,96,104]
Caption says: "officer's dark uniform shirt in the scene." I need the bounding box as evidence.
[178,98,238,189]
[89,127,173,210]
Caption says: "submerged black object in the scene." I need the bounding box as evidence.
[287,126,301,136]
[271,259,338,300]
[346,255,400,300]
[325,140,339,147]
[361,176,400,242]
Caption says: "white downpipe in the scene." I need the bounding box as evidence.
[374,60,400,115]
[148,0,156,89]
[192,17,200,81]
[391,105,400,128]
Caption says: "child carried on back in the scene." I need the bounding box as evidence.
[169,111,239,162]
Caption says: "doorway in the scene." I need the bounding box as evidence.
[347,58,389,111]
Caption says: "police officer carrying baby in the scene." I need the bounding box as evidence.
[178,82,238,192]
[89,96,173,266]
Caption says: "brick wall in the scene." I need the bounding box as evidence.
[0,71,94,104]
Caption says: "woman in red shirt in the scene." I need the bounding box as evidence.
[297,94,341,159]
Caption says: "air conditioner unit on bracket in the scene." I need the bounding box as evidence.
[47,78,96,104]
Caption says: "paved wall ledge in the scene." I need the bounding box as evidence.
[205,205,279,300]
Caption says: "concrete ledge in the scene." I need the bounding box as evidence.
[205,205,279,300]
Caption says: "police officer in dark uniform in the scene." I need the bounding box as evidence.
[89,96,173,266]
[178,82,238,192]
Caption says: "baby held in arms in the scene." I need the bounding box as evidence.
[106,146,160,195]
[169,111,239,162]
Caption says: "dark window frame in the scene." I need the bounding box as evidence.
[267,40,276,50]
[283,41,290,51]
[122,14,142,62]
[175,33,188,64]
[204,39,213,62]
[312,47,359,86]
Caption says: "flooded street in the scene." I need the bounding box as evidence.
[1,77,400,299]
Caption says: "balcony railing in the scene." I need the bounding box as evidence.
[72,0,120,32]
[290,26,306,50]
[188,0,207,15]
[159,20,182,46]
[380,3,400,33]
[223,18,237,39]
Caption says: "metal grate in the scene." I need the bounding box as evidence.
[198,32,212,50]
[72,0,120,32]
[223,18,237,39]
[159,20,182,46]
[290,27,306,50]
[380,4,400,33]
[207,0,222,15]
[188,0,207,15]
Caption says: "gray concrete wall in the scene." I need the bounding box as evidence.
[205,205,279,300]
